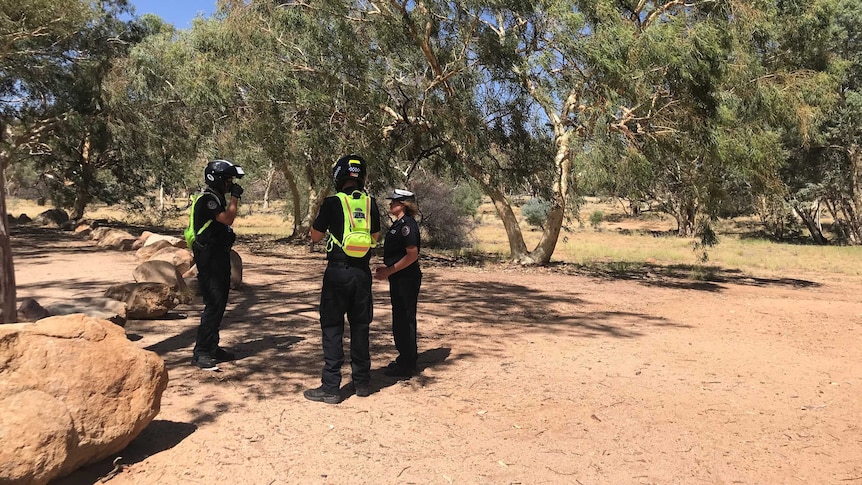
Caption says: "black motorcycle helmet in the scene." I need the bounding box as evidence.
[332,154,366,191]
[204,159,244,192]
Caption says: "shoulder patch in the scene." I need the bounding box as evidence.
[401,226,411,236]
[207,200,219,210]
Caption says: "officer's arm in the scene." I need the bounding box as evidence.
[401,246,419,267]
[215,196,239,226]
[385,245,418,276]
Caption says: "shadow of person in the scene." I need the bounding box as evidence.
[52,420,197,484]
[344,347,453,399]
[416,346,451,372]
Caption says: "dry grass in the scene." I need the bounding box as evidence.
[9,197,861,277]
[7,197,294,237]
[472,198,862,277]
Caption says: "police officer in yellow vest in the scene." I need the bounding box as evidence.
[305,154,381,404]
[190,159,244,371]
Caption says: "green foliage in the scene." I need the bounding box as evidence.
[105,21,201,197]
[5,160,42,199]
[0,0,174,219]
[450,182,484,221]
[757,195,805,241]
[589,211,604,229]
[0,0,92,110]
[8,0,862,259]
[522,198,551,229]
[753,0,862,244]
[692,219,719,263]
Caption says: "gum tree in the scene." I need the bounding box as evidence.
[357,0,743,262]
[123,1,389,236]
[0,0,99,321]
[32,1,156,220]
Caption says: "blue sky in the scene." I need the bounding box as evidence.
[129,0,216,29]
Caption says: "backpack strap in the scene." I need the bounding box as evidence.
[327,193,352,252]
[190,191,214,238]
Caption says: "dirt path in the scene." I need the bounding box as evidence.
[13,226,862,484]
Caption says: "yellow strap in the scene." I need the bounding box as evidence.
[189,192,213,236]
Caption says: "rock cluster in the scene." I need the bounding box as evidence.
[13,214,244,323]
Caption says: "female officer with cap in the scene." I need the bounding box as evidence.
[374,189,422,378]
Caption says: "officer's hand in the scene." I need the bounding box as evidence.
[373,265,390,280]
[230,183,244,199]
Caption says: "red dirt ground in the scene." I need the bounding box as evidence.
[11,225,862,485]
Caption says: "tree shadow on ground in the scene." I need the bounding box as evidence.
[420,249,821,293]
[125,242,693,408]
[11,230,701,485]
[543,261,821,292]
[18,278,124,298]
[12,224,110,256]
[51,420,196,485]
[419,275,678,336]
[13,229,737,439]
[348,347,453,398]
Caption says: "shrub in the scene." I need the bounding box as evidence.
[589,210,604,229]
[521,197,550,229]
[403,177,477,249]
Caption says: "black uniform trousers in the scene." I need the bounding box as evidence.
[194,244,231,358]
[389,271,422,370]
[319,262,373,393]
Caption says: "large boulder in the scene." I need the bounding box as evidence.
[0,315,168,485]
[73,223,92,237]
[183,277,200,302]
[132,231,154,250]
[143,234,185,248]
[183,264,197,279]
[18,297,126,326]
[149,247,194,275]
[230,250,243,289]
[104,282,179,319]
[34,209,69,227]
[89,226,113,241]
[97,229,137,250]
[133,260,189,301]
[135,239,173,262]
[17,298,50,322]
[59,219,78,231]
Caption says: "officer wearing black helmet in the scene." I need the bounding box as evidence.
[374,189,422,378]
[190,159,244,371]
[305,154,381,404]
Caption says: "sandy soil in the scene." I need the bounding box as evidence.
[11,224,862,485]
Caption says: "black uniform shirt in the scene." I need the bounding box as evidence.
[313,190,382,266]
[193,188,234,248]
[383,214,421,275]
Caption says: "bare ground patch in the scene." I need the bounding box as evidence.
[10,225,861,485]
